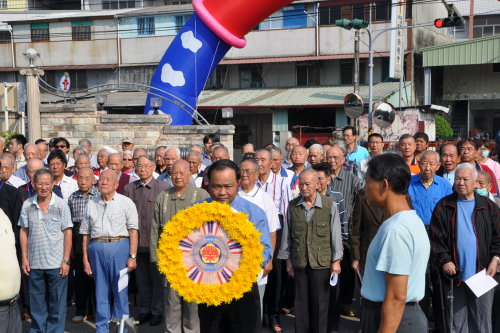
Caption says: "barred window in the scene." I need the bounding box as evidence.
[137,17,155,36]
[102,0,136,9]
[0,31,10,43]
[72,21,92,41]
[0,0,7,9]
[31,23,49,42]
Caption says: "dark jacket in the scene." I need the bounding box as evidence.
[430,192,500,285]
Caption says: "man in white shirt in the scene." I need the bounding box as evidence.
[47,149,78,202]
[238,158,279,319]
[0,155,26,188]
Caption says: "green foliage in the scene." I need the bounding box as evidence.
[435,115,453,139]
[0,131,20,151]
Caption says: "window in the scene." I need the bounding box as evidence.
[120,66,156,86]
[0,0,7,9]
[0,31,10,43]
[31,23,49,42]
[319,6,341,25]
[175,15,191,33]
[137,17,155,36]
[72,21,92,40]
[44,70,88,90]
[283,5,307,29]
[206,65,228,89]
[297,64,319,86]
[374,1,391,21]
[102,0,136,9]
[240,65,263,88]
[340,61,354,84]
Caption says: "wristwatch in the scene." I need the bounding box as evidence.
[493,256,500,264]
[62,259,71,265]
[129,254,137,259]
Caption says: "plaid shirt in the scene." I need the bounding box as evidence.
[68,187,99,226]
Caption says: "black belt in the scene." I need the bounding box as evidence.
[361,298,418,309]
[0,295,18,307]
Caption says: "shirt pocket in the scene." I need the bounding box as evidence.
[315,222,330,237]
[44,219,61,236]
[111,210,127,231]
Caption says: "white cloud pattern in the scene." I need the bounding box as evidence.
[161,63,185,87]
[181,30,203,53]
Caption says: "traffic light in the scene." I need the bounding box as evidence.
[434,15,465,28]
[336,18,369,30]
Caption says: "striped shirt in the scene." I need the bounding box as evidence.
[325,185,349,246]
[80,192,139,239]
[68,187,99,227]
[18,193,73,269]
[330,168,362,222]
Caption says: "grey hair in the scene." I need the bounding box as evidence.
[72,145,89,156]
[420,150,440,163]
[298,167,318,179]
[455,163,478,180]
[0,155,15,168]
[187,150,202,161]
[286,137,299,145]
[332,141,347,156]
[75,153,90,163]
[34,168,54,183]
[165,147,181,157]
[478,170,492,184]
[24,143,38,151]
[79,138,92,146]
[137,155,155,164]
[133,148,148,156]
[122,150,133,156]
[255,148,271,159]
[268,146,282,155]
[212,145,229,155]
[189,143,204,151]
[309,143,324,154]
[240,158,259,172]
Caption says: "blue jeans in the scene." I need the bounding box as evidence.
[88,239,130,333]
[29,268,68,333]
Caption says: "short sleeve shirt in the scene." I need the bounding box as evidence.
[361,210,430,302]
[18,194,73,270]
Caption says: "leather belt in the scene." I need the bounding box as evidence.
[0,295,18,307]
[92,236,128,243]
[361,298,418,309]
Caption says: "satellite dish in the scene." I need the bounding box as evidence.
[343,93,364,119]
[373,102,396,128]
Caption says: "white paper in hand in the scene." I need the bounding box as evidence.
[330,273,338,286]
[464,269,498,298]
[118,267,129,292]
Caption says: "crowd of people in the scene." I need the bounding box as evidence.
[0,127,499,333]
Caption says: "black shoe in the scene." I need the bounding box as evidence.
[150,315,162,326]
[136,313,151,325]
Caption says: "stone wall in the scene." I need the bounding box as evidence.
[40,104,235,156]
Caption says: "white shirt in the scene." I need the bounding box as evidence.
[7,174,26,188]
[0,209,21,300]
[56,175,79,203]
[257,171,282,212]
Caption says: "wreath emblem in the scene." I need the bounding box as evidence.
[157,201,264,306]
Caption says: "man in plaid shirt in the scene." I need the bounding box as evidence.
[67,167,98,323]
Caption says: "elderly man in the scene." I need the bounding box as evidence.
[343,126,369,166]
[19,168,73,333]
[187,150,204,187]
[282,137,299,169]
[360,154,430,332]
[476,170,500,205]
[151,159,209,333]
[14,143,40,182]
[0,155,26,187]
[154,146,167,175]
[79,139,99,169]
[107,152,131,194]
[35,139,49,164]
[67,167,98,323]
[48,149,78,202]
[197,159,272,333]
[19,159,63,202]
[211,145,230,162]
[458,139,497,194]
[72,154,93,178]
[360,133,384,173]
[0,208,22,333]
[278,169,342,333]
[158,147,181,186]
[289,145,308,198]
[80,169,139,333]
[238,158,280,318]
[308,144,323,166]
[95,148,109,177]
[399,134,420,175]
[436,143,460,186]
[326,146,361,317]
[430,163,500,333]
[124,156,169,326]
[122,137,134,152]
[242,143,256,154]
[9,134,27,170]
[414,132,429,160]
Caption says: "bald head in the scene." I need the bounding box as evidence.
[290,145,307,166]
[172,159,191,190]
[107,153,123,174]
[24,143,40,161]
[26,158,45,182]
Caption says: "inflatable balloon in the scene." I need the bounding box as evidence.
[144,0,295,125]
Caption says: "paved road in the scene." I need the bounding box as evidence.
[21,304,361,332]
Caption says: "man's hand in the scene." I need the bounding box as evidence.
[487,258,498,277]
[443,262,457,276]
[60,261,70,277]
[351,260,359,272]
[331,260,341,275]
[83,259,93,276]
[286,259,294,278]
[127,258,137,272]
[21,256,30,276]
[263,260,273,277]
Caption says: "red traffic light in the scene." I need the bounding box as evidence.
[434,18,444,28]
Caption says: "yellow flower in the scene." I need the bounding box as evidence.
[157,201,263,306]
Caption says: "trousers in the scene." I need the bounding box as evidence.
[164,281,200,333]
[361,302,428,333]
[136,252,163,316]
[88,238,130,333]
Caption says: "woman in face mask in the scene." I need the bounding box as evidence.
[476,170,500,206]
[477,140,500,194]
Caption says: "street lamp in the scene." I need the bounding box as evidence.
[95,94,107,111]
[22,48,40,68]
[150,97,162,115]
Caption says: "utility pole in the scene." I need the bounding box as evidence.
[354,30,360,95]
[20,48,43,142]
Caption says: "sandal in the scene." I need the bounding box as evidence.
[272,324,283,332]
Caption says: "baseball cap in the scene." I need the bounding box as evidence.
[122,137,134,144]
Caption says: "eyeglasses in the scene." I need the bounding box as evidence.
[123,158,133,161]
[55,145,67,149]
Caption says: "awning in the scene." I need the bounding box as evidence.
[422,35,500,67]
[220,52,397,65]
[0,64,117,72]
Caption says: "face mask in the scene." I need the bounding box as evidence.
[482,150,490,158]
[475,188,488,196]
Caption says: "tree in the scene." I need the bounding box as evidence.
[435,115,453,139]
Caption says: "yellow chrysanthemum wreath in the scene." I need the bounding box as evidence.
[157,201,263,306]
